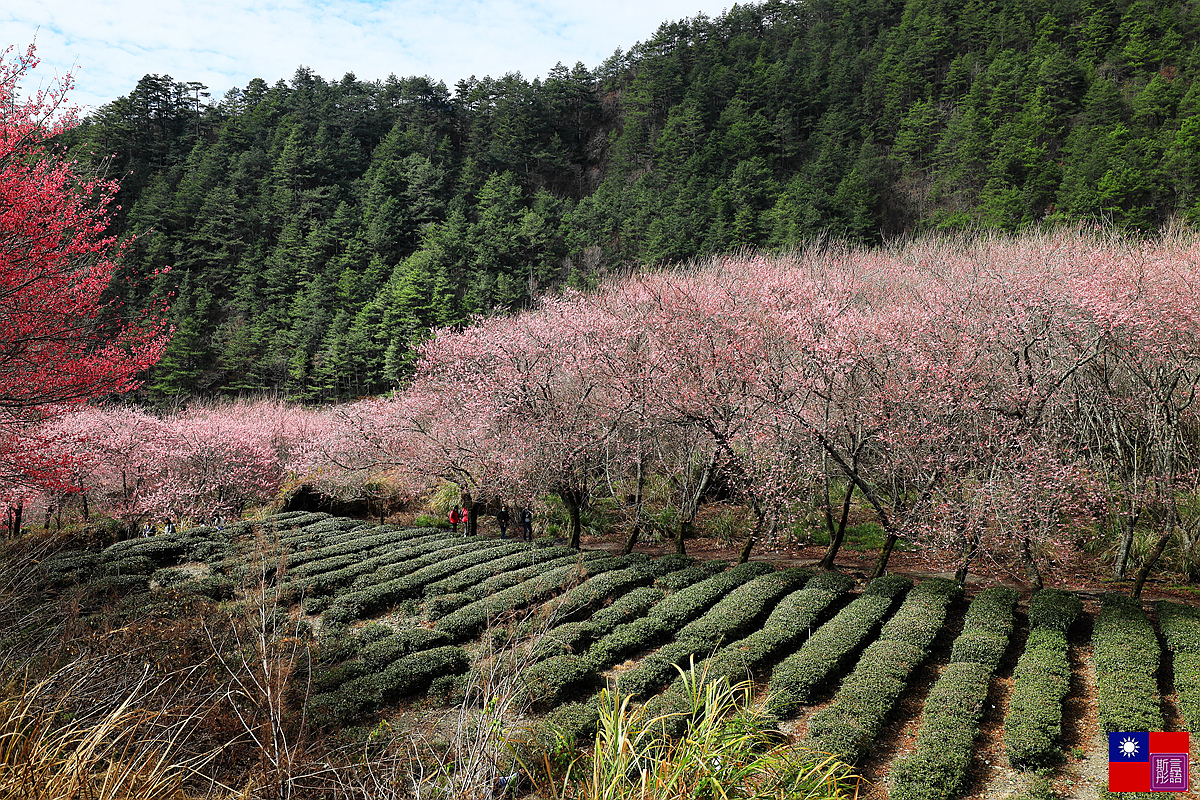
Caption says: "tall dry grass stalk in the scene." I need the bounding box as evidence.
[0,658,218,800]
[331,612,549,800]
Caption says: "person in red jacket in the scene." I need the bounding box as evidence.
[448,506,460,533]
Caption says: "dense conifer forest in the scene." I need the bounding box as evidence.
[63,0,1200,400]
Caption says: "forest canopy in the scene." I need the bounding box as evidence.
[59,0,1200,400]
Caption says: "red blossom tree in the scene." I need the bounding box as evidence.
[0,44,168,506]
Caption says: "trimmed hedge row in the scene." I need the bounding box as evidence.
[520,654,600,710]
[465,550,609,600]
[1004,589,1082,769]
[529,554,690,629]
[282,534,458,597]
[889,662,993,800]
[1156,600,1200,733]
[323,540,520,624]
[643,571,856,728]
[435,554,634,642]
[584,561,775,670]
[889,587,1018,799]
[765,574,913,717]
[307,645,469,727]
[1094,593,1162,734]
[423,545,577,598]
[283,527,432,573]
[532,585,670,663]
[614,567,812,699]
[805,577,961,764]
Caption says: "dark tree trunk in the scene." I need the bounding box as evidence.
[1132,525,1175,598]
[676,519,690,555]
[1021,536,1043,591]
[8,502,22,538]
[561,490,583,550]
[738,511,766,564]
[623,457,647,555]
[819,479,855,570]
[869,532,898,580]
[1114,504,1141,579]
[80,491,88,522]
[954,530,982,586]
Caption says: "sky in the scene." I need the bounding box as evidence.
[5,0,727,113]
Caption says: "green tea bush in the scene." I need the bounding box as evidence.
[615,568,811,699]
[1156,601,1200,733]
[804,578,961,763]
[889,662,993,800]
[520,654,598,710]
[1094,593,1162,734]
[435,554,629,642]
[359,628,452,670]
[422,544,572,596]
[765,574,913,717]
[581,585,665,639]
[891,587,1017,798]
[655,566,708,592]
[101,555,156,576]
[1004,588,1081,768]
[465,551,607,599]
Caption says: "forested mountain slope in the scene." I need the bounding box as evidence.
[64,0,1200,399]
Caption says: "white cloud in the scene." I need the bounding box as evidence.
[3,0,728,111]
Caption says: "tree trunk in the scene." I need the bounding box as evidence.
[1021,536,1043,591]
[623,457,647,555]
[739,511,766,564]
[1132,525,1175,598]
[676,519,690,555]
[954,529,982,586]
[869,532,898,580]
[8,502,22,539]
[561,490,583,550]
[80,491,89,522]
[819,479,855,570]
[1114,505,1141,579]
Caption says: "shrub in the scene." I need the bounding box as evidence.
[615,568,812,699]
[1156,601,1200,733]
[423,544,573,597]
[890,587,1016,797]
[520,654,598,710]
[359,628,452,671]
[435,554,632,642]
[889,662,992,800]
[804,578,960,763]
[100,556,156,576]
[1002,588,1081,769]
[765,574,912,717]
[655,566,708,592]
[1093,593,1162,734]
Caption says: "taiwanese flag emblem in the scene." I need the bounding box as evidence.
[1108,732,1189,792]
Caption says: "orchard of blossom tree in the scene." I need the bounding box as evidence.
[9,228,1197,597]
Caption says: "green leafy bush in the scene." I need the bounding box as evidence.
[1156,600,1200,733]
[520,654,598,710]
[804,578,960,763]
[765,574,912,717]
[615,568,812,699]
[1004,589,1080,768]
[1094,593,1162,734]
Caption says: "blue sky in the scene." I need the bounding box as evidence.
[6,0,728,112]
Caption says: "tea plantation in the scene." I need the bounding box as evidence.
[35,511,1200,799]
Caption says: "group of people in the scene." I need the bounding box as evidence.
[448,505,534,540]
[140,518,176,537]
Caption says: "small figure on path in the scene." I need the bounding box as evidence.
[496,506,511,538]
[521,508,533,541]
[449,507,461,533]
[163,518,175,536]
[461,506,471,535]
[141,522,153,537]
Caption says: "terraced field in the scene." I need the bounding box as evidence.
[36,511,1200,799]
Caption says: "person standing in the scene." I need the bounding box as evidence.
[521,508,533,541]
[496,506,511,538]
[461,506,471,536]
[449,506,460,533]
